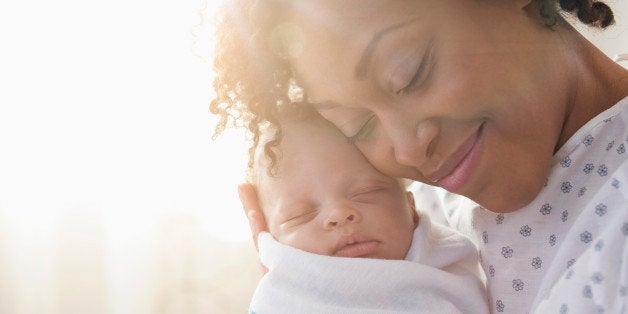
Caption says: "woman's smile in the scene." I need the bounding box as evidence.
[430,122,485,192]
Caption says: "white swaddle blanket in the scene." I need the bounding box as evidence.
[249,214,489,313]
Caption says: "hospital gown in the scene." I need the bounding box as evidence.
[412,96,628,313]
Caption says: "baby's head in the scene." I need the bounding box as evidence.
[248,107,419,259]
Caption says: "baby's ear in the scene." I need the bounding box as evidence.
[406,191,420,227]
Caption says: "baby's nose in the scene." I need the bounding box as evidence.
[324,207,362,230]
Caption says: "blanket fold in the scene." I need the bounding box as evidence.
[249,214,489,313]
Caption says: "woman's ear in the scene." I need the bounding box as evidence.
[521,0,559,29]
[516,0,533,10]
[406,191,420,227]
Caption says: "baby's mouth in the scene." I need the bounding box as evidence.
[333,234,380,258]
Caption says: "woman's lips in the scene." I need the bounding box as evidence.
[427,123,485,192]
[333,235,380,258]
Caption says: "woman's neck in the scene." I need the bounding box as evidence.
[554,22,628,152]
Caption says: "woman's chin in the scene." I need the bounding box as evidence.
[473,183,543,213]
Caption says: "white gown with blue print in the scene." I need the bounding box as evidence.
[412,96,628,313]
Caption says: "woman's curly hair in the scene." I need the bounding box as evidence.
[558,0,614,28]
[209,0,615,172]
[210,0,301,173]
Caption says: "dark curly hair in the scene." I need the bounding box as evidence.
[559,0,614,28]
[209,0,615,171]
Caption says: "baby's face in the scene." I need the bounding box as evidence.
[258,117,418,260]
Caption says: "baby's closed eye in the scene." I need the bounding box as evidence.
[280,209,317,229]
[350,186,389,203]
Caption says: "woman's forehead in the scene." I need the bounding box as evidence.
[284,1,446,95]
[288,0,420,34]
[291,0,390,16]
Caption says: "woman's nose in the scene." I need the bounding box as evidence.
[323,206,362,230]
[389,119,440,168]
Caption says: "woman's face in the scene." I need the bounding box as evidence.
[285,0,571,212]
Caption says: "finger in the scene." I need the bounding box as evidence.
[238,183,269,249]
[247,210,263,249]
[260,262,269,275]
[238,183,261,212]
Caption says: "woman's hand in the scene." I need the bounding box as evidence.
[238,183,269,250]
[238,183,269,274]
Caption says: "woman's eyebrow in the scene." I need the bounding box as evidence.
[354,19,417,80]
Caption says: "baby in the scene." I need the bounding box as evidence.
[247,108,489,313]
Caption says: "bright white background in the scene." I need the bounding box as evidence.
[0,0,250,243]
[0,0,627,313]
[0,0,258,313]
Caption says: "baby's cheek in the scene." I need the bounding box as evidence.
[395,222,417,259]
[277,227,333,256]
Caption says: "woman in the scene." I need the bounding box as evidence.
[211,0,628,312]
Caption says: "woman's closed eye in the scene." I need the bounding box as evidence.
[348,115,377,143]
[396,42,435,95]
